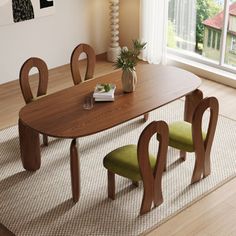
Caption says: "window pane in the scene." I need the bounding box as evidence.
[168,0,196,52]
[212,31,216,48]
[207,29,212,47]
[224,1,236,67]
[217,32,221,50]
[168,0,223,62]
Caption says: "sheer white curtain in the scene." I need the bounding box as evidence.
[140,0,168,64]
[168,0,196,51]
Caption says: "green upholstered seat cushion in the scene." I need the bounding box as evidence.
[103,144,156,181]
[167,121,207,152]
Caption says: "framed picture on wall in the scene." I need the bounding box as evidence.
[0,0,55,26]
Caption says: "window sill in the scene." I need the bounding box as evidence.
[167,54,236,88]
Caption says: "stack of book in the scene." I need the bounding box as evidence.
[93,84,116,102]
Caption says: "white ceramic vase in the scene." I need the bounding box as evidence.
[121,69,137,93]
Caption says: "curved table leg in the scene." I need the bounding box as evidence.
[70,139,80,203]
[18,119,41,171]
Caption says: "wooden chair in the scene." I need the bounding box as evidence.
[103,121,169,215]
[70,43,96,85]
[19,57,49,146]
[166,97,219,184]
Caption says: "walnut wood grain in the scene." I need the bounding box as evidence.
[19,57,48,104]
[191,97,219,183]
[18,119,41,171]
[184,89,204,123]
[19,57,49,146]
[180,89,203,161]
[19,64,201,139]
[19,64,201,202]
[70,139,80,202]
[70,43,96,85]
[138,121,169,215]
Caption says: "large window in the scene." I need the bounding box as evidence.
[217,32,221,50]
[168,0,236,71]
[230,36,236,51]
[207,29,212,47]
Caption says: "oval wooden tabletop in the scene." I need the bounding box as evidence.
[19,64,201,138]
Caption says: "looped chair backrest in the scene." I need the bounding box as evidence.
[137,121,169,210]
[70,43,96,85]
[192,97,219,155]
[19,57,48,104]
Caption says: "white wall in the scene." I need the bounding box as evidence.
[120,0,139,48]
[0,0,110,84]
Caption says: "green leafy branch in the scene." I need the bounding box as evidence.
[114,39,147,71]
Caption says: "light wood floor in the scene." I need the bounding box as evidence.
[0,57,236,236]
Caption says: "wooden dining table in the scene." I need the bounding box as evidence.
[18,63,202,202]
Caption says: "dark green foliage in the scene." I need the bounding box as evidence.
[196,0,222,50]
[114,39,147,71]
[99,83,112,92]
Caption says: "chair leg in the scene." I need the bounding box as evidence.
[153,187,163,209]
[70,139,80,203]
[180,150,186,161]
[42,134,48,146]
[143,113,149,122]
[163,155,167,172]
[203,152,211,178]
[191,151,205,184]
[132,181,139,187]
[140,184,153,215]
[108,171,115,200]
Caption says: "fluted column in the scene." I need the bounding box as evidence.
[107,0,121,62]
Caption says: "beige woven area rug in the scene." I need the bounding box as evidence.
[1,100,236,236]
